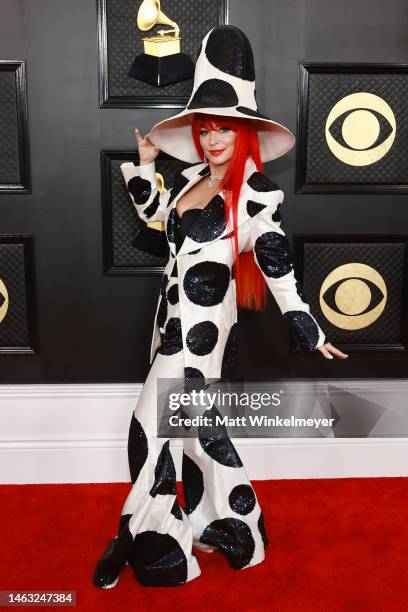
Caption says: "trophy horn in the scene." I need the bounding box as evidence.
[137,0,179,37]
[129,0,193,87]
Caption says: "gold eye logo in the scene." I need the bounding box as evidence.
[0,278,9,323]
[325,92,396,166]
[319,263,387,330]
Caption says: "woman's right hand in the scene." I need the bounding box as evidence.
[134,128,160,165]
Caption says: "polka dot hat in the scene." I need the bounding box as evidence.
[150,25,295,163]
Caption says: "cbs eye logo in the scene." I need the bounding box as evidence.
[325,92,396,166]
[0,278,9,323]
[319,263,387,330]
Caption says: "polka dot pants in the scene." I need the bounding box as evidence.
[93,309,268,589]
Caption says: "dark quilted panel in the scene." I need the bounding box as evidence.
[302,241,406,345]
[305,72,408,184]
[105,0,224,100]
[0,71,20,184]
[0,242,30,347]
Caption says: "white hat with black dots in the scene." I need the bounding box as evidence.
[150,25,295,163]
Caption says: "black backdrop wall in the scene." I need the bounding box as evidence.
[0,0,407,383]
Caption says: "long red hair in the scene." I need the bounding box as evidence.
[192,113,268,310]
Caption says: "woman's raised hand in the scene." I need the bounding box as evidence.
[134,128,160,165]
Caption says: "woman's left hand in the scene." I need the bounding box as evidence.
[316,342,349,360]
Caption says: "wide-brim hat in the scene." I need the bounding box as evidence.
[150,25,295,163]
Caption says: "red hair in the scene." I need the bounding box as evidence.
[192,113,268,310]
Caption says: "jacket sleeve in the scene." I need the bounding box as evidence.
[246,182,326,351]
[120,160,171,223]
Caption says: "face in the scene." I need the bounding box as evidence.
[198,121,237,166]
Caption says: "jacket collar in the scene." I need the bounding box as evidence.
[168,157,257,257]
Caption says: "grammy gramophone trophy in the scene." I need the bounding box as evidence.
[128,0,195,87]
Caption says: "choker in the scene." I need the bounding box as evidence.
[208,174,224,188]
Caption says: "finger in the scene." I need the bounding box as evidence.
[145,139,160,154]
[317,346,334,359]
[145,134,157,147]
[134,128,143,144]
[325,343,349,358]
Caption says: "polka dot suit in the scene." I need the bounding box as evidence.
[92,158,326,589]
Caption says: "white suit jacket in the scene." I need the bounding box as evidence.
[120,157,326,380]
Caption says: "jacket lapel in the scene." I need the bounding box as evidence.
[172,157,257,257]
[166,163,210,258]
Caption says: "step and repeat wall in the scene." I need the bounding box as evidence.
[0,0,407,383]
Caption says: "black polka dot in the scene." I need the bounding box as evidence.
[183,261,230,306]
[186,321,218,355]
[184,367,206,393]
[127,176,151,204]
[295,278,307,301]
[198,405,243,467]
[149,441,177,497]
[258,511,269,545]
[229,485,256,515]
[187,79,238,109]
[272,202,282,223]
[158,317,183,355]
[248,172,280,192]
[157,294,168,329]
[184,367,205,381]
[246,199,267,217]
[127,414,149,484]
[167,173,189,206]
[166,208,177,244]
[236,106,270,120]
[167,283,179,305]
[117,513,132,536]
[93,522,133,587]
[170,499,183,521]
[182,453,204,514]
[283,310,319,351]
[188,195,226,242]
[254,231,294,278]
[205,27,255,81]
[200,518,255,569]
[160,273,168,294]
[143,192,161,218]
[129,532,187,586]
[222,323,238,379]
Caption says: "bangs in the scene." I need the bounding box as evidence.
[193,114,242,132]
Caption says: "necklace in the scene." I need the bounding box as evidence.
[208,174,224,189]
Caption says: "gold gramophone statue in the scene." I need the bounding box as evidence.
[128,0,195,87]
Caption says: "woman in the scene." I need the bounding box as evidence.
[93,25,348,591]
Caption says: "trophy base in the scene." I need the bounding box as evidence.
[128,53,194,87]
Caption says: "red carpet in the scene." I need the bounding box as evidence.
[1,477,408,611]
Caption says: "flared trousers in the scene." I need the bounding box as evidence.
[95,297,268,588]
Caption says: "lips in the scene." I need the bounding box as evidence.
[209,149,226,156]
